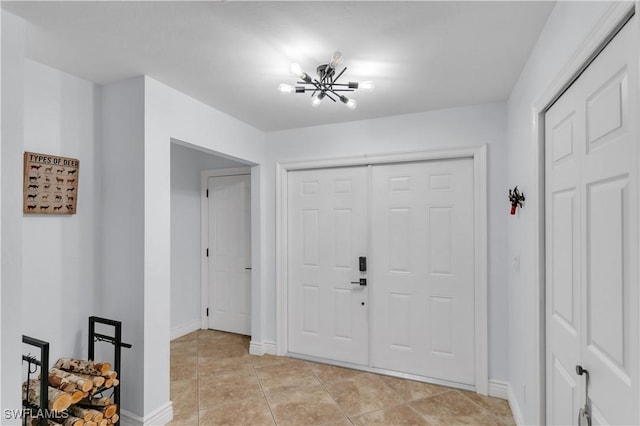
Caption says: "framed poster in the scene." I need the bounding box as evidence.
[23,152,79,215]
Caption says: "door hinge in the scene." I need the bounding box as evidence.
[206,189,209,198]
[206,248,209,257]
[206,308,209,317]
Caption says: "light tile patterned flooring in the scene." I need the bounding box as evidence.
[169,330,515,426]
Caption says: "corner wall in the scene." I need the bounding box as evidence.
[144,77,265,421]
[101,76,146,417]
[1,11,24,422]
[506,1,612,423]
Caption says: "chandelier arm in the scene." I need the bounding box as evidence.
[324,92,337,102]
[333,67,347,83]
[297,81,322,90]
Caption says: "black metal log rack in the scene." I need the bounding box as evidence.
[21,316,131,425]
[22,335,49,426]
[88,316,132,419]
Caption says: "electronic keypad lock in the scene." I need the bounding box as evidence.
[359,256,367,272]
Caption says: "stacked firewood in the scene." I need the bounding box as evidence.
[23,358,119,426]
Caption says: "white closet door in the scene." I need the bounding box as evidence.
[370,159,475,385]
[208,174,251,335]
[545,15,639,425]
[288,166,369,365]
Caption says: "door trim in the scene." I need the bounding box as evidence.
[530,3,637,424]
[200,167,251,330]
[275,145,488,394]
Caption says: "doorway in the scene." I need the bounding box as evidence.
[276,147,488,393]
[203,168,252,335]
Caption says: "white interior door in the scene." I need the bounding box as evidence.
[545,15,639,425]
[208,174,251,335]
[288,166,369,365]
[370,159,475,385]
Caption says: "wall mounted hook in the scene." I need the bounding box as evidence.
[509,186,525,215]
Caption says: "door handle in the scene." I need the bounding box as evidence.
[576,365,591,426]
[245,267,252,270]
[576,365,588,377]
[350,279,367,286]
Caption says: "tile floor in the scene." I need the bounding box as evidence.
[169,329,515,426]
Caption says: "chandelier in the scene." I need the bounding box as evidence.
[278,51,374,109]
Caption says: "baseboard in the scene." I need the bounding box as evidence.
[249,340,277,356]
[488,379,509,400]
[120,402,173,426]
[170,320,201,340]
[508,383,525,426]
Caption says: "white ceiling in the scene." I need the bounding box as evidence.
[2,1,555,132]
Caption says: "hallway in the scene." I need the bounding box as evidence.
[169,330,515,425]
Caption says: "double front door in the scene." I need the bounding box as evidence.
[287,159,476,385]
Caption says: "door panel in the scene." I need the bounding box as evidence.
[208,174,251,335]
[370,159,475,384]
[288,167,368,365]
[545,15,638,425]
[546,84,582,424]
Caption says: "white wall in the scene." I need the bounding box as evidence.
[100,77,146,418]
[170,142,245,335]
[22,59,101,363]
[1,11,24,422]
[506,1,612,424]
[264,102,509,381]
[0,7,4,409]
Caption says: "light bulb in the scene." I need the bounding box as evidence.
[329,51,343,69]
[278,83,295,94]
[359,81,375,92]
[340,95,357,110]
[290,63,305,78]
[311,92,325,107]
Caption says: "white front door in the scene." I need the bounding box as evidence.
[370,159,475,384]
[545,15,639,425]
[288,166,369,365]
[208,174,251,335]
[287,160,476,384]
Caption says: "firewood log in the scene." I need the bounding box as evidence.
[62,416,85,426]
[67,406,92,421]
[22,379,72,412]
[85,422,97,426]
[100,405,116,419]
[99,419,108,426]
[69,389,86,404]
[69,406,102,422]
[42,372,77,393]
[79,396,111,406]
[54,358,111,376]
[112,379,119,387]
[49,368,94,392]
[69,372,104,388]
[109,414,119,424]
[103,378,114,388]
[28,413,83,426]
[103,371,117,380]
